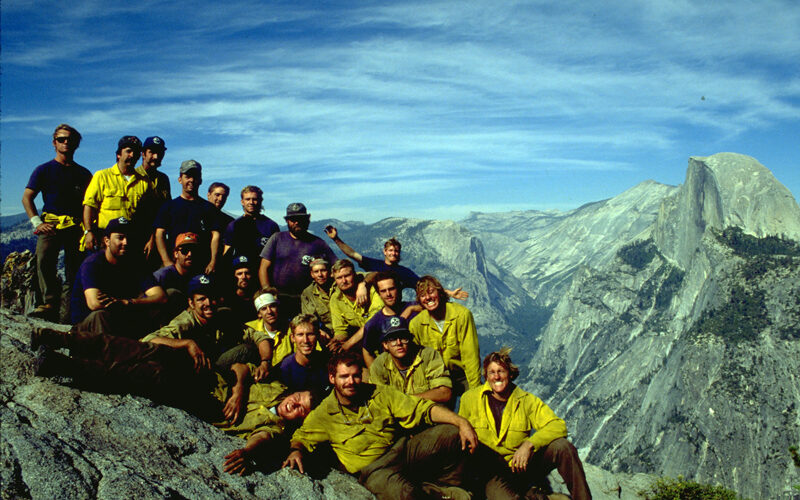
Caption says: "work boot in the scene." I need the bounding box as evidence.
[33,345,74,378]
[28,304,57,321]
[31,327,69,350]
[421,482,472,500]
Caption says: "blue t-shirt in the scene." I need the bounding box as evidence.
[26,160,92,219]
[277,353,329,393]
[361,305,418,357]
[359,256,420,291]
[71,251,158,323]
[152,265,192,293]
[154,196,222,257]
[259,231,337,296]
[223,214,279,262]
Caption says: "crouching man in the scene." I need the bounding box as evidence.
[458,348,591,500]
[283,351,478,500]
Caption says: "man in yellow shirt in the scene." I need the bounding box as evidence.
[459,349,590,500]
[369,318,452,404]
[283,351,479,499]
[82,136,154,253]
[327,259,382,352]
[244,287,293,375]
[409,275,482,397]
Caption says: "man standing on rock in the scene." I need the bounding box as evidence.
[223,185,279,263]
[22,124,92,321]
[259,203,337,319]
[135,136,171,265]
[284,351,479,499]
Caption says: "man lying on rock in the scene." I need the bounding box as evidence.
[32,316,318,475]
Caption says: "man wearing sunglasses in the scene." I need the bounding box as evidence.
[22,124,93,322]
[369,318,453,405]
[152,232,201,319]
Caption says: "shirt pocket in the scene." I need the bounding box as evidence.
[101,187,125,211]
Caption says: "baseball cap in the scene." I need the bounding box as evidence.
[187,274,216,297]
[143,136,167,152]
[380,316,412,342]
[174,232,199,248]
[116,136,142,154]
[232,255,251,270]
[179,159,202,175]
[285,202,309,219]
[104,217,132,237]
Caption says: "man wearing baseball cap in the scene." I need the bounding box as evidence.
[82,135,154,253]
[154,159,224,275]
[70,217,166,335]
[153,232,200,319]
[258,202,337,319]
[135,136,171,266]
[221,255,259,323]
[369,316,453,404]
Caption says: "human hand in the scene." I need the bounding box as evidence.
[186,340,211,373]
[34,222,56,235]
[282,449,305,474]
[510,441,533,472]
[448,288,469,300]
[84,231,98,251]
[324,225,338,240]
[223,390,245,423]
[223,448,250,475]
[253,361,270,382]
[458,421,478,454]
[355,281,368,306]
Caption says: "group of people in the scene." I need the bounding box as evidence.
[24,124,591,499]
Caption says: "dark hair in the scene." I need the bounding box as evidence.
[207,182,230,195]
[415,275,449,304]
[327,350,363,377]
[483,347,520,382]
[373,271,398,288]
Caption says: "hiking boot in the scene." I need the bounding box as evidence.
[33,345,73,378]
[28,304,57,321]
[31,327,68,350]
[421,482,472,500]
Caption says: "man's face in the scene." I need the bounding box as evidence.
[310,264,330,287]
[286,216,310,236]
[376,278,398,307]
[141,148,164,170]
[180,171,201,196]
[208,187,228,210]
[241,191,261,216]
[53,130,78,155]
[382,335,410,360]
[105,232,128,258]
[117,147,139,170]
[334,267,356,294]
[189,293,217,321]
[419,286,441,312]
[234,267,251,290]
[291,323,318,356]
[330,362,362,400]
[257,302,279,325]
[278,391,312,421]
[486,361,511,395]
[173,244,195,270]
[383,244,401,265]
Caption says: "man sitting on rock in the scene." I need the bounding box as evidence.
[276,313,328,394]
[283,351,479,499]
[221,255,259,323]
[70,217,167,336]
[369,318,452,404]
[244,288,293,375]
[152,232,200,319]
[299,258,335,343]
[327,259,382,353]
[30,326,316,476]
[140,274,272,373]
[361,271,420,367]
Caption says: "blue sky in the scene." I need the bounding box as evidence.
[2,0,799,223]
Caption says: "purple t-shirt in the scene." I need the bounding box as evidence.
[361,304,418,357]
[359,256,420,291]
[152,265,192,293]
[259,231,336,296]
[70,251,158,323]
[26,160,92,219]
[277,353,329,393]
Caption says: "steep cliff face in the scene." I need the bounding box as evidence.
[527,153,800,499]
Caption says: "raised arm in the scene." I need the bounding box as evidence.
[324,225,363,263]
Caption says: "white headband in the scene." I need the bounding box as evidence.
[254,293,279,311]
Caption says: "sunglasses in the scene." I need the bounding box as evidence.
[177,246,195,255]
[55,136,74,144]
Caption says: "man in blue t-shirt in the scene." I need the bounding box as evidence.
[223,185,279,264]
[22,124,93,321]
[154,160,223,275]
[324,226,468,300]
[361,272,420,367]
[152,232,201,319]
[259,203,337,319]
[277,314,329,394]
[71,217,166,336]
